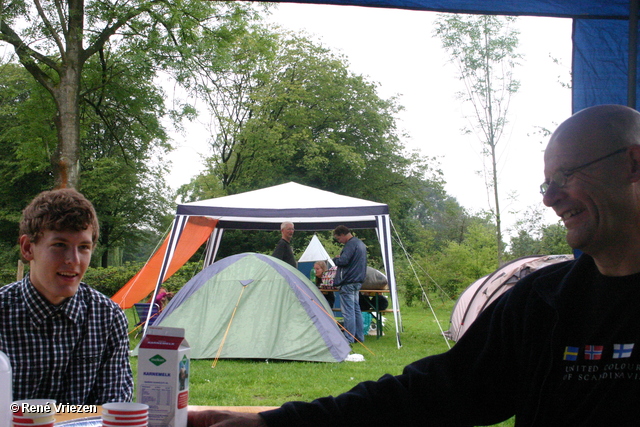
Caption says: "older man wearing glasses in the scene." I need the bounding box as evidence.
[188,104,640,427]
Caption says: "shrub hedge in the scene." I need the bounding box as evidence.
[0,261,202,299]
[86,261,202,298]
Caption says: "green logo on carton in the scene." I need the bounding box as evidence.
[149,354,166,366]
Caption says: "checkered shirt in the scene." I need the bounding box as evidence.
[0,274,134,404]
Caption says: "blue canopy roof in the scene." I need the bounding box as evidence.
[254,0,639,112]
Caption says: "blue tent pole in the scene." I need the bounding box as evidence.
[629,0,638,108]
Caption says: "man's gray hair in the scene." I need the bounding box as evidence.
[281,221,294,230]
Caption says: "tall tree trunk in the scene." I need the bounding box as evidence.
[52,69,82,189]
[101,223,110,267]
[436,14,519,268]
[51,0,85,189]
[484,23,503,266]
[491,143,503,266]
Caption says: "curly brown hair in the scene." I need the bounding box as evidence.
[19,188,99,244]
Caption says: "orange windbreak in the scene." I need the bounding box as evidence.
[111,217,218,309]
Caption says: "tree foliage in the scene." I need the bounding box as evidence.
[0,0,259,187]
[397,216,498,305]
[178,27,454,260]
[0,62,57,258]
[0,53,174,266]
[434,14,522,266]
[227,32,406,197]
[180,24,278,192]
[508,204,572,258]
[186,28,449,209]
[77,45,176,265]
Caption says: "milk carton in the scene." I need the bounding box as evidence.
[0,351,12,427]
[137,326,190,427]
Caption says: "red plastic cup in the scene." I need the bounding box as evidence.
[101,402,148,416]
[12,415,56,424]
[12,400,56,417]
[12,422,54,427]
[101,413,148,422]
[101,402,149,427]
[101,419,147,426]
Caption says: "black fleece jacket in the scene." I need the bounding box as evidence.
[260,254,640,426]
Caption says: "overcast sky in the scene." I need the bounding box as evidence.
[168,3,573,233]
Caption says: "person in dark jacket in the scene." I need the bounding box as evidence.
[332,225,367,344]
[188,104,640,426]
[271,221,297,268]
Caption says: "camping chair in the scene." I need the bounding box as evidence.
[133,303,161,336]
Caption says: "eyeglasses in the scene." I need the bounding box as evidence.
[540,147,628,196]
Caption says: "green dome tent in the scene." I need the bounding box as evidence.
[153,252,350,362]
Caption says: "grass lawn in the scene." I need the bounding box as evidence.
[126,296,514,426]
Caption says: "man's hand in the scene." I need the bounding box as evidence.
[188,410,268,427]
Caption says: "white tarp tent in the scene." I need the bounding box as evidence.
[151,182,402,347]
[299,235,334,267]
